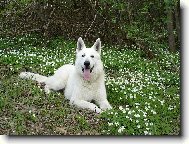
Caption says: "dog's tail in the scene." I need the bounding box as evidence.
[19,72,47,83]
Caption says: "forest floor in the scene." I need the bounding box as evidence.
[0,35,180,135]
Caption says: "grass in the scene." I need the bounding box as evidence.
[0,34,180,135]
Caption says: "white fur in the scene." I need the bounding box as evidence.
[19,37,112,113]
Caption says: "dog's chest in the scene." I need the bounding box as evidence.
[80,81,99,101]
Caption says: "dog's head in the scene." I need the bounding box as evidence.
[75,37,103,81]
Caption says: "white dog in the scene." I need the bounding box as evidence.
[19,37,112,113]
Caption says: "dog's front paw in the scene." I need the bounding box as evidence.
[44,85,51,94]
[106,105,112,110]
[94,107,102,114]
[100,103,112,111]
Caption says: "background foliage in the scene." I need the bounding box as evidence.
[0,0,180,55]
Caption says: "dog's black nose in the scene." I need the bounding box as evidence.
[84,61,90,67]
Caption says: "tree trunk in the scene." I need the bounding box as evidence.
[167,8,176,52]
[174,4,180,49]
[127,2,132,25]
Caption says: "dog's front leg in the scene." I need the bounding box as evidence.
[98,99,112,111]
[70,99,102,113]
[44,85,51,94]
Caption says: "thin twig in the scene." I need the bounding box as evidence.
[43,7,55,36]
[84,14,97,38]
[84,0,97,38]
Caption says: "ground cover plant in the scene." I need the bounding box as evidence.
[0,34,180,135]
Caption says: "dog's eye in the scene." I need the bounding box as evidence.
[91,55,94,58]
[82,54,85,57]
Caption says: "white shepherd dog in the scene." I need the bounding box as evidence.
[19,37,112,113]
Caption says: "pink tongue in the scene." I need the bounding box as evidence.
[83,69,91,80]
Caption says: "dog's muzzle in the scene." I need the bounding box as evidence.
[82,66,94,73]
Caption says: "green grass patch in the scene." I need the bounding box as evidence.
[0,35,180,135]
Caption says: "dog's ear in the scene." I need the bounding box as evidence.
[77,37,85,52]
[93,38,101,54]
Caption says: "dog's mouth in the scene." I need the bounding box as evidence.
[82,66,94,73]
[82,66,94,80]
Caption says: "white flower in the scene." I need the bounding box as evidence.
[145,106,149,111]
[130,95,133,99]
[159,100,165,105]
[118,126,125,133]
[144,131,148,135]
[135,103,140,106]
[134,114,140,118]
[168,105,174,110]
[126,108,129,111]
[125,80,129,84]
[115,122,119,126]
[151,110,157,114]
[122,109,126,113]
[119,106,123,110]
[108,122,113,126]
[132,87,138,92]
[137,125,141,128]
